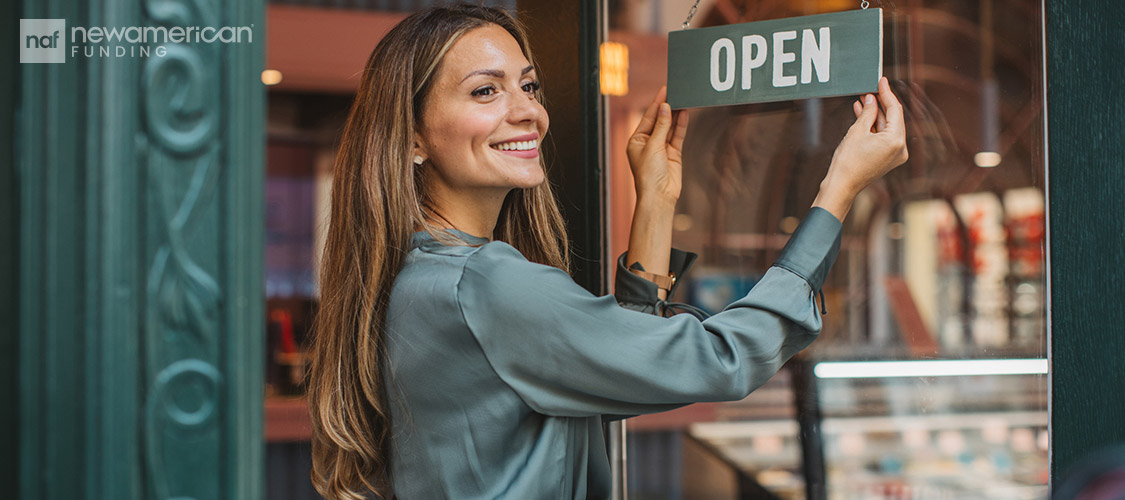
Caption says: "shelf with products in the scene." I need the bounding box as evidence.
[669,272,1047,364]
[663,185,1049,360]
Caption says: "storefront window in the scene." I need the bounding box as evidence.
[609,1,1047,498]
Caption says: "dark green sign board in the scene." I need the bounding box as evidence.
[667,9,883,109]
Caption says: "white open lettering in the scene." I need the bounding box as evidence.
[710,38,736,91]
[707,27,832,92]
[740,35,767,90]
[801,27,830,84]
[772,30,798,87]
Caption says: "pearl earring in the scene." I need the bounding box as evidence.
[413,155,424,165]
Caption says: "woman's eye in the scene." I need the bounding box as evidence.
[471,85,496,97]
[521,81,541,94]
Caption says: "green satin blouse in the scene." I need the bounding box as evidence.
[383,207,842,499]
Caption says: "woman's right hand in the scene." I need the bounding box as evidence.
[813,76,909,221]
[627,86,689,206]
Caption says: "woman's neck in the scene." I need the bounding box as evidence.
[423,184,510,240]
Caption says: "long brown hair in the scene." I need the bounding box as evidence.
[307,5,569,499]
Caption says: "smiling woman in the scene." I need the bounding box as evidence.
[306,7,572,499]
[306,3,907,500]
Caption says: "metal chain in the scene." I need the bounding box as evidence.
[681,0,868,28]
[682,0,864,28]
[681,0,702,29]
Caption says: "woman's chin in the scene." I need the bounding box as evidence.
[506,168,546,190]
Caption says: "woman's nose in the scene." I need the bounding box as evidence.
[508,92,541,124]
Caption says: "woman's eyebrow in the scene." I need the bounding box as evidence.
[460,65,535,83]
[462,69,503,83]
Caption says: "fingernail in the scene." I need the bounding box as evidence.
[660,103,670,115]
[865,94,875,105]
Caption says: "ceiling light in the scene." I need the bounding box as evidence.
[974,151,1001,168]
[261,69,283,86]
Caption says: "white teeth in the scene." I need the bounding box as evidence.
[493,139,538,151]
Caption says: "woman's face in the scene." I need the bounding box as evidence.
[416,24,549,197]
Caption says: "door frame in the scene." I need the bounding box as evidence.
[1044,0,1125,486]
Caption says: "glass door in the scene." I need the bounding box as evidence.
[606,1,1048,498]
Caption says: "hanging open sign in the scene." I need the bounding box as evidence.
[667,9,883,109]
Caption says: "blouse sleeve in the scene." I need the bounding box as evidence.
[456,208,843,418]
[614,248,698,315]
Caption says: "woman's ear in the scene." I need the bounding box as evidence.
[413,134,427,166]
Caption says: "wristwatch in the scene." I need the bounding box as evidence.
[629,268,676,292]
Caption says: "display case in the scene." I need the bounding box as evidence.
[687,367,1048,500]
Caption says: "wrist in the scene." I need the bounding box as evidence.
[813,174,857,222]
[635,190,679,210]
[820,161,862,196]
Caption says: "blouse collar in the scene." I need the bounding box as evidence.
[409,228,491,250]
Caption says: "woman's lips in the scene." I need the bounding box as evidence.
[494,148,539,159]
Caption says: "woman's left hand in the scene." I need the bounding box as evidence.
[627,86,690,205]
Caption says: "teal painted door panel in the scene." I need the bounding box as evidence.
[17,1,265,499]
[1045,0,1125,485]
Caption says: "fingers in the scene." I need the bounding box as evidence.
[647,103,673,150]
[852,93,879,133]
[853,78,901,133]
[632,98,661,138]
[632,86,670,137]
[875,77,909,164]
[669,109,689,151]
[877,77,905,130]
[855,97,887,132]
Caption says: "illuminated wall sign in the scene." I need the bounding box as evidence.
[667,9,883,109]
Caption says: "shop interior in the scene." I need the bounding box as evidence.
[260,0,1048,498]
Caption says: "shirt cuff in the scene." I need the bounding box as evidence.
[614,248,698,313]
[772,207,843,291]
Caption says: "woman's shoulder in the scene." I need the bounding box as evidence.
[461,240,548,277]
[407,238,543,283]
[391,242,532,320]
[458,240,573,295]
[407,234,569,295]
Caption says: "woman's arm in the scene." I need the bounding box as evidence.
[620,76,907,301]
[624,86,689,300]
[457,226,836,418]
[813,77,909,221]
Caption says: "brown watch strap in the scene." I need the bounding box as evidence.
[629,268,676,291]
